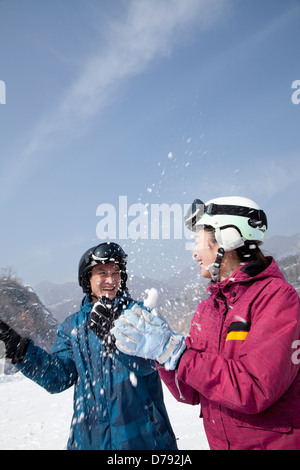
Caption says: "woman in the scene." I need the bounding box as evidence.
[0,242,177,450]
[113,197,300,450]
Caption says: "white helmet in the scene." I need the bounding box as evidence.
[185,196,267,251]
[184,196,268,281]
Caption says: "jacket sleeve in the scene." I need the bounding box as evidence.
[15,317,77,394]
[157,366,200,405]
[176,282,300,414]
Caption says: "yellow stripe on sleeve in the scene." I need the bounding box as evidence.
[226,331,248,342]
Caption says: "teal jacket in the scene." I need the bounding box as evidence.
[16,294,177,450]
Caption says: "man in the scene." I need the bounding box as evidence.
[0,242,177,450]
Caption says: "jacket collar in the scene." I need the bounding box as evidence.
[207,257,282,303]
[80,289,132,313]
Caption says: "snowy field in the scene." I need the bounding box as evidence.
[0,373,209,450]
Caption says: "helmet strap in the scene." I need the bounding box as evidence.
[208,247,225,282]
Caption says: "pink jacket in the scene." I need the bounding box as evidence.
[159,258,300,450]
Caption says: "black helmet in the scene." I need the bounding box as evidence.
[78,242,128,295]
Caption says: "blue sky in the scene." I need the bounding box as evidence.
[1,0,300,286]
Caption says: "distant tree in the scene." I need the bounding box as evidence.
[0,267,58,352]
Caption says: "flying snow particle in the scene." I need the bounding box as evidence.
[234,315,248,323]
[168,152,173,159]
[129,372,138,387]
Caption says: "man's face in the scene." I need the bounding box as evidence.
[89,262,121,300]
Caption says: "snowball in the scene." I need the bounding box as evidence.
[143,288,158,309]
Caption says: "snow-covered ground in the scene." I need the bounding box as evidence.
[0,372,209,450]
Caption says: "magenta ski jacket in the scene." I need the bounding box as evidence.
[159,258,300,450]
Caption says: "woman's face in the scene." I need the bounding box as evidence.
[89,262,121,300]
[193,229,220,279]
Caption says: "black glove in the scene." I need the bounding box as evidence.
[88,298,120,353]
[0,320,29,364]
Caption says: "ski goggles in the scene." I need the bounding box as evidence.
[185,199,268,232]
[91,243,128,264]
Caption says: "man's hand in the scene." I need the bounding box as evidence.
[88,297,120,353]
[0,320,29,364]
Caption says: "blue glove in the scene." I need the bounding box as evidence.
[111,304,186,370]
